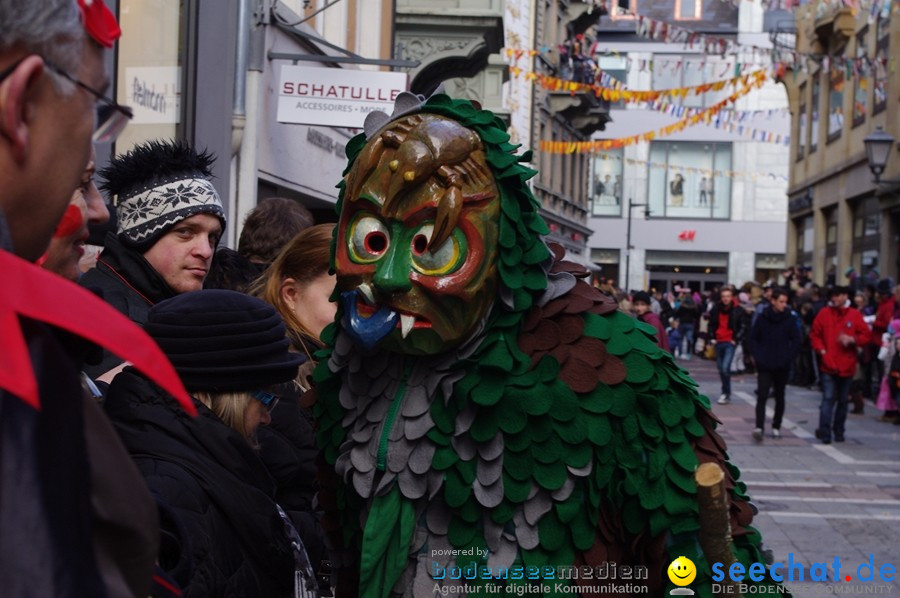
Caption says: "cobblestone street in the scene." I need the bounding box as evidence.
[682,356,900,595]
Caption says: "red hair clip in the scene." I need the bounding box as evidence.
[77,0,121,48]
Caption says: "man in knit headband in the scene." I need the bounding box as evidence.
[81,139,226,378]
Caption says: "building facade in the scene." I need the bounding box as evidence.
[780,0,900,286]
[584,0,790,293]
[532,0,611,262]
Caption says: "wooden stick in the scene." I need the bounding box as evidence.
[695,463,743,598]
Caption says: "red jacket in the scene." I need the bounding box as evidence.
[873,296,897,346]
[810,303,871,377]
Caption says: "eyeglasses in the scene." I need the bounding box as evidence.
[251,390,280,412]
[0,56,133,144]
[42,59,133,144]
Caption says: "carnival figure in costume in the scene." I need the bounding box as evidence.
[313,94,783,598]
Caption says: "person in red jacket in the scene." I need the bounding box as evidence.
[810,286,872,444]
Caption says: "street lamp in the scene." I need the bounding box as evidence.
[624,198,650,292]
[863,126,900,184]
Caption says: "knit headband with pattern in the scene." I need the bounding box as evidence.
[116,176,225,249]
[101,140,226,252]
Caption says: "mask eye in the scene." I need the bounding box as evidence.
[349,213,390,263]
[410,223,463,276]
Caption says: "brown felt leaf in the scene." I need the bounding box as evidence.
[542,297,568,318]
[597,355,627,385]
[557,314,584,345]
[571,336,607,367]
[548,242,566,262]
[560,357,600,394]
[562,294,595,314]
[522,306,543,332]
[532,319,561,351]
[550,344,571,366]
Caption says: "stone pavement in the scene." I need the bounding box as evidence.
[680,354,900,595]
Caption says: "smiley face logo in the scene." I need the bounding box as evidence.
[667,556,696,586]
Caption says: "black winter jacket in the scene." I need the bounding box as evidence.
[748,306,802,371]
[708,300,746,343]
[105,370,296,598]
[80,233,177,377]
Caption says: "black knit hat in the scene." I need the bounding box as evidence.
[144,290,302,392]
[632,291,651,305]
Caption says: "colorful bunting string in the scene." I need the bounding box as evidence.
[539,74,767,154]
[508,65,768,104]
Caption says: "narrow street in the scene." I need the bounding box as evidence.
[682,356,900,594]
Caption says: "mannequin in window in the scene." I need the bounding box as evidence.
[669,173,684,207]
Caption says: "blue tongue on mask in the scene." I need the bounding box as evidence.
[341,290,399,350]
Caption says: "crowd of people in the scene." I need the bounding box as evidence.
[601,274,900,445]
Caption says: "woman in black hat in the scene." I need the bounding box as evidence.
[104,290,317,598]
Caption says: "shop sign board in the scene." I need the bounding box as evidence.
[277,65,408,128]
[124,66,181,125]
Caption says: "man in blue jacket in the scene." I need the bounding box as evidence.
[748,288,801,440]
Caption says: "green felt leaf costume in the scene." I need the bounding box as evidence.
[313,95,787,598]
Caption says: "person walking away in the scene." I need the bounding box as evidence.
[810,286,872,444]
[676,295,699,359]
[632,291,669,350]
[749,288,801,441]
[709,287,744,404]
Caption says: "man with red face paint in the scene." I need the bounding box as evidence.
[38,149,109,280]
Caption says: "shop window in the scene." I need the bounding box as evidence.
[873,10,889,115]
[647,142,731,220]
[115,0,186,152]
[591,148,623,217]
[810,75,820,153]
[652,55,734,109]
[797,83,807,161]
[852,198,881,279]
[827,66,844,142]
[675,0,702,20]
[852,29,868,127]
[609,0,635,20]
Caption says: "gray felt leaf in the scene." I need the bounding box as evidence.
[398,467,427,499]
[478,434,504,461]
[567,461,593,477]
[404,412,434,441]
[454,404,478,436]
[401,385,431,417]
[473,477,504,508]
[524,489,552,526]
[451,435,477,461]
[387,439,409,473]
[350,443,374,474]
[352,467,375,498]
[408,439,436,474]
[476,455,503,487]
[551,476,575,502]
[426,503,452,535]
[513,510,540,550]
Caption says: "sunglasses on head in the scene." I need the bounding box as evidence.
[251,390,280,412]
[0,55,133,144]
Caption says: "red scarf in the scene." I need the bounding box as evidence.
[1,250,193,414]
